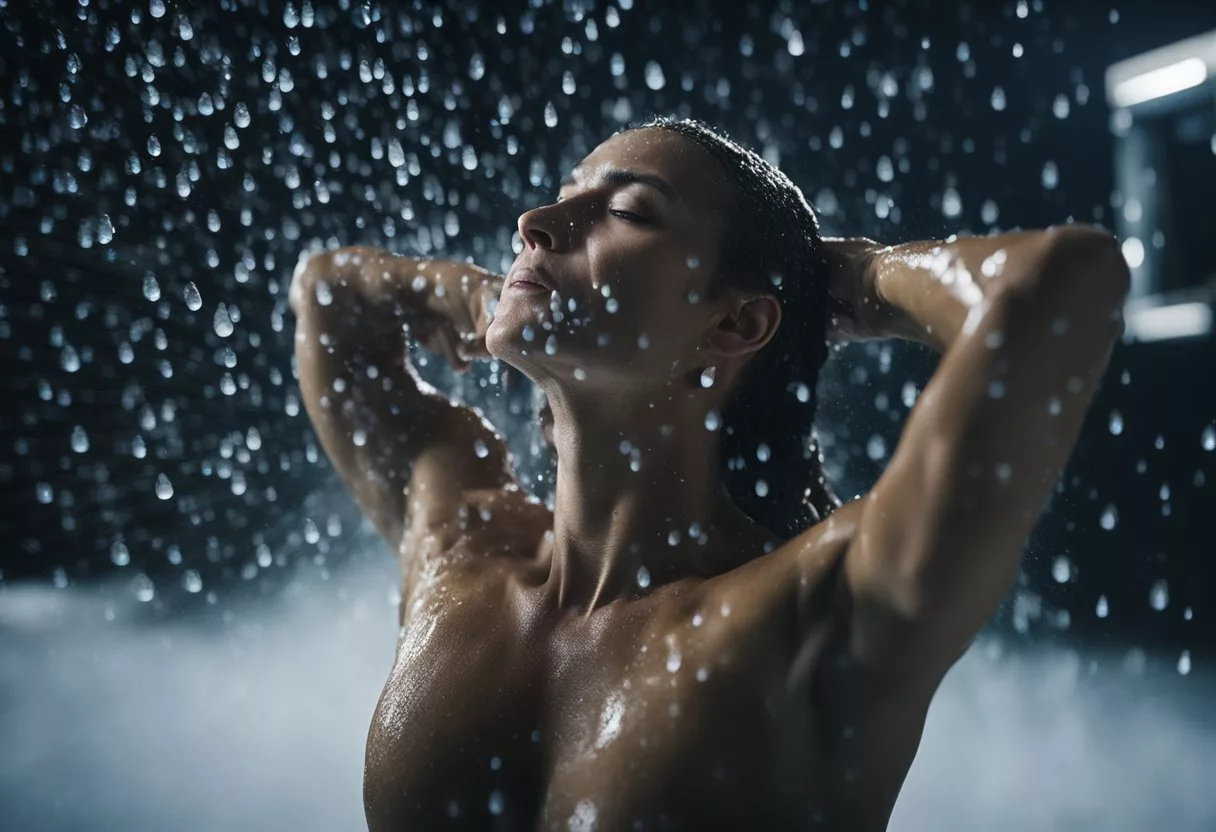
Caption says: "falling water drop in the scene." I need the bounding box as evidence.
[70,425,89,453]
[1149,579,1169,611]
[1099,504,1118,530]
[155,473,174,500]
[213,303,234,337]
[142,274,161,301]
[184,282,203,311]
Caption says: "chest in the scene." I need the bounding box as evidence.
[364,565,823,830]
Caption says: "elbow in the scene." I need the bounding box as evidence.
[1041,225,1132,308]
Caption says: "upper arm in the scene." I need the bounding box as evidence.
[292,250,521,555]
[805,229,1130,685]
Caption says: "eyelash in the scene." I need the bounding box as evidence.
[609,209,648,225]
[554,198,649,225]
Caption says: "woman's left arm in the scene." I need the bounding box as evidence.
[823,229,1101,352]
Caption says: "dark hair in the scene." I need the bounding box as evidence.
[631,116,841,538]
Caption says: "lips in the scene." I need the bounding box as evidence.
[508,266,555,292]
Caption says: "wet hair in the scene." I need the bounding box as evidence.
[629,115,842,537]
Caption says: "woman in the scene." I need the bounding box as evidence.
[291,117,1128,830]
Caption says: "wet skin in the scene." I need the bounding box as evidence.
[292,128,1129,829]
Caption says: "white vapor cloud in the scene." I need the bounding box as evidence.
[1,556,1212,831]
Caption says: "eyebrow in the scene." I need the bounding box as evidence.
[559,167,680,203]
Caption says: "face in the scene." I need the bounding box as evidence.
[486,128,752,397]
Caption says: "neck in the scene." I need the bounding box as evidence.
[538,382,775,616]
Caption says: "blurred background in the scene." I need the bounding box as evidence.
[2,0,1215,829]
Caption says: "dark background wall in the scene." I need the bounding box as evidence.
[2,1,1215,829]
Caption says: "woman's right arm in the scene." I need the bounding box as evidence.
[290,247,519,551]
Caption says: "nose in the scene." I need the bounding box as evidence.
[518,201,580,252]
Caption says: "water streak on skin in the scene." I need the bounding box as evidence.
[594,690,625,750]
[568,799,598,831]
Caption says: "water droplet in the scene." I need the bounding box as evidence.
[754,480,769,498]
[69,103,87,129]
[474,439,489,458]
[756,443,770,462]
[866,435,886,461]
[704,410,721,431]
[1099,504,1118,530]
[666,648,682,672]
[699,367,716,388]
[636,566,651,589]
[183,570,203,593]
[60,344,81,373]
[1109,411,1124,436]
[1202,425,1215,451]
[142,274,161,301]
[1041,161,1059,190]
[488,789,504,816]
[132,573,155,602]
[1178,650,1192,675]
[184,282,203,311]
[110,540,130,566]
[36,482,54,504]
[544,335,558,355]
[1149,579,1169,611]
[644,61,666,90]
[71,425,89,453]
[1096,595,1109,618]
[1052,556,1072,583]
[97,215,114,245]
[304,518,320,544]
[213,303,234,337]
[155,473,174,500]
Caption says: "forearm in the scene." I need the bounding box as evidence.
[289,247,499,327]
[873,230,1060,352]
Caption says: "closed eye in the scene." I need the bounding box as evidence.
[610,209,650,225]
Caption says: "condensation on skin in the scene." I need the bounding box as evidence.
[568,799,598,831]
[594,690,625,750]
[897,246,985,309]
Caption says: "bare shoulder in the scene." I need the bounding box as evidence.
[707,501,865,624]
[399,483,553,603]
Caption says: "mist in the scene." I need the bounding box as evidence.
[2,544,1212,832]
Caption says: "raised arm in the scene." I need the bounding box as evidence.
[290,247,520,557]
[797,227,1130,687]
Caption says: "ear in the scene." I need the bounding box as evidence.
[704,294,782,361]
